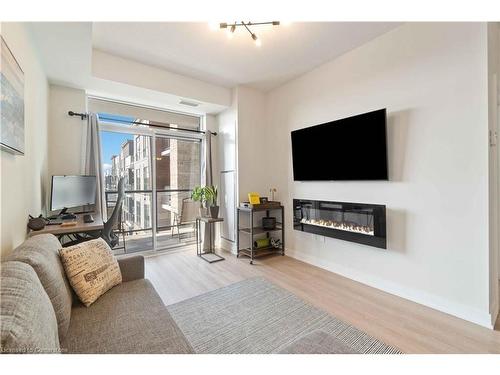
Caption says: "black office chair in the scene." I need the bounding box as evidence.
[62,177,125,248]
[101,177,125,248]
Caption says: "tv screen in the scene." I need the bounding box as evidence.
[291,109,388,181]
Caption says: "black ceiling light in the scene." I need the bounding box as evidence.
[217,21,280,46]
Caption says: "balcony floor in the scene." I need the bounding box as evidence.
[112,226,197,255]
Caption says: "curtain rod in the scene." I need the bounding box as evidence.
[68,111,217,136]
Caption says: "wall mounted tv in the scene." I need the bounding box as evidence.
[291,109,388,181]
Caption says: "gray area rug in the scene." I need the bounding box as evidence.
[167,277,403,354]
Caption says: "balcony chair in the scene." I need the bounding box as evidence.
[171,198,199,241]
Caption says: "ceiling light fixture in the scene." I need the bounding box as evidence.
[217,21,280,46]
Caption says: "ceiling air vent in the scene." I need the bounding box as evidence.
[179,100,199,107]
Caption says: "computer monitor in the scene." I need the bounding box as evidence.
[50,175,97,213]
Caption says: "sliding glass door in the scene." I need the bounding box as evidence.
[101,130,154,254]
[95,102,202,255]
[155,136,201,250]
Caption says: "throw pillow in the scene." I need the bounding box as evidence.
[59,238,122,307]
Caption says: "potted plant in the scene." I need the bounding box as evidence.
[204,186,219,219]
[191,186,206,217]
[191,185,218,218]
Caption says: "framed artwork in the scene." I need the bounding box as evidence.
[1,35,25,155]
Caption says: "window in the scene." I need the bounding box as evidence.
[128,169,134,189]
[144,203,150,228]
[135,169,140,190]
[136,201,141,225]
[93,98,201,254]
[135,137,140,162]
[89,98,200,131]
[144,166,150,190]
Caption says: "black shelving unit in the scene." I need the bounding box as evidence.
[236,205,285,264]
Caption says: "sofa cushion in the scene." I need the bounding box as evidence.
[59,238,122,307]
[117,255,145,282]
[7,234,72,342]
[1,261,60,353]
[61,279,193,354]
[279,330,358,354]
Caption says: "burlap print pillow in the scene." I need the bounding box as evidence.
[59,238,122,307]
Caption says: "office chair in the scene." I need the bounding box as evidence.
[101,177,125,248]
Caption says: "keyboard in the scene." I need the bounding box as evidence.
[47,219,63,225]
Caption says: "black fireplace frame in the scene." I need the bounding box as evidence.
[293,199,387,249]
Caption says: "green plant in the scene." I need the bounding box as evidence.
[191,186,204,202]
[204,186,218,207]
[191,185,218,207]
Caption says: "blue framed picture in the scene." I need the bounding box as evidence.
[1,35,25,155]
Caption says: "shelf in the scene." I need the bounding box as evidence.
[239,224,282,235]
[236,204,285,263]
[238,246,283,258]
[237,205,283,212]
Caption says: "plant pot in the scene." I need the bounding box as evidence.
[199,207,208,218]
[209,205,219,219]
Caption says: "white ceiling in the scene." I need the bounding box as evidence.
[27,23,229,114]
[93,22,401,92]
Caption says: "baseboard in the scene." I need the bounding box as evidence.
[490,298,499,327]
[220,237,237,254]
[286,248,494,329]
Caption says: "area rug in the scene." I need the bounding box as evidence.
[167,277,403,354]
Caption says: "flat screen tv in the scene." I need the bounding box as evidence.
[291,109,388,181]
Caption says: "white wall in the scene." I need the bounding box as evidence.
[498,26,500,278]
[0,23,49,258]
[217,89,237,173]
[48,84,87,181]
[236,86,268,202]
[216,90,238,252]
[92,49,231,111]
[265,23,492,327]
[216,86,269,253]
[488,23,500,325]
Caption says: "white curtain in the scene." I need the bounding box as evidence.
[201,131,213,250]
[202,131,213,186]
[84,113,106,219]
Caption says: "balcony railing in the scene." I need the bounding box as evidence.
[104,188,195,253]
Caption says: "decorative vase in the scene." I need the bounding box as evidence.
[209,205,219,219]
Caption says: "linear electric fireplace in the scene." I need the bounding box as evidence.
[293,199,386,249]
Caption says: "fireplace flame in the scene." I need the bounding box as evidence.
[300,218,374,236]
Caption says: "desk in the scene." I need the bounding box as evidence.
[29,213,104,238]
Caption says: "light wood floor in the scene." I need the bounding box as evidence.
[145,248,500,354]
